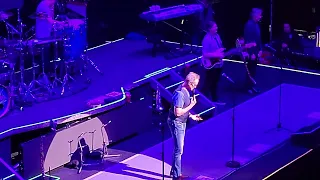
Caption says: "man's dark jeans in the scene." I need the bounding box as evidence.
[167,119,187,178]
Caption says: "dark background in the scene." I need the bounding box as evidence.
[0,0,319,48]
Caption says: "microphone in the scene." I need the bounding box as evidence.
[222,73,235,84]
[190,89,196,100]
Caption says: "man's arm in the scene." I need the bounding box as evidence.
[202,37,224,58]
[173,91,194,117]
[244,22,259,56]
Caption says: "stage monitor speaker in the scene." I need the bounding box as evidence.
[21,117,109,179]
[0,138,12,179]
[291,121,320,148]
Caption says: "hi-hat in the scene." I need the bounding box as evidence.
[0,11,13,21]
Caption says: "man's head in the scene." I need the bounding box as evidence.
[283,23,291,33]
[207,21,218,35]
[200,0,209,7]
[184,72,200,91]
[251,8,263,22]
[44,0,56,6]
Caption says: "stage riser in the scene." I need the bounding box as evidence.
[265,149,320,179]
[21,118,109,179]
[291,124,320,148]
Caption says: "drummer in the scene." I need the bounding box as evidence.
[35,0,65,39]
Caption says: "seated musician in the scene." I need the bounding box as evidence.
[201,21,224,103]
[278,23,301,66]
[280,23,301,52]
[36,0,65,39]
[35,0,66,79]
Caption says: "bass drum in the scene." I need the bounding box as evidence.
[0,84,10,118]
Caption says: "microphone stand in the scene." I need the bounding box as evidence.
[100,121,120,163]
[265,48,292,133]
[77,132,88,174]
[153,84,165,179]
[226,77,240,168]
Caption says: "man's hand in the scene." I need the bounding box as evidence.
[282,43,288,48]
[258,51,262,57]
[190,96,197,107]
[241,52,249,58]
[214,48,225,58]
[190,114,203,121]
[250,54,256,60]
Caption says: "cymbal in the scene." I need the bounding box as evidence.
[0,11,13,21]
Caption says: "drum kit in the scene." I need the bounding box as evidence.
[0,3,101,118]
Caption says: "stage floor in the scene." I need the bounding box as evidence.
[82,84,320,180]
[0,39,200,139]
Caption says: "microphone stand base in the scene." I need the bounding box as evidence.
[226,160,241,168]
[103,154,121,158]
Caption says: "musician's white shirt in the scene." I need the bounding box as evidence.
[202,33,223,68]
[35,1,54,39]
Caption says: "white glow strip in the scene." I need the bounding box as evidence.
[170,56,201,69]
[0,87,126,137]
[133,77,149,84]
[282,67,320,76]
[145,67,171,78]
[223,58,320,75]
[198,107,215,115]
[163,40,203,47]
[262,149,313,180]
[29,174,60,180]
[86,38,124,51]
[2,174,15,180]
[86,42,110,51]
[258,64,281,69]
[223,59,243,63]
[165,81,183,89]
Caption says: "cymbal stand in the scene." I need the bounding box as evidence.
[61,38,75,95]
[52,29,62,88]
[2,20,19,40]
[81,16,103,75]
[26,42,41,98]
[38,45,53,94]
[17,9,23,39]
[16,10,36,102]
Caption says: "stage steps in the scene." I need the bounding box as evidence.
[149,70,215,119]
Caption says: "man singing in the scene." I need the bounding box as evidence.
[244,8,263,94]
[168,72,202,180]
[201,21,225,103]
